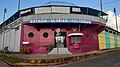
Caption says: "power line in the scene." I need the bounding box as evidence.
[43,1,76,6]
[92,0,120,7]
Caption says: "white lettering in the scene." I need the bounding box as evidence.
[38,19,40,22]
[29,19,92,24]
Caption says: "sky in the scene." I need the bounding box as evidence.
[0,0,120,31]
[106,11,120,31]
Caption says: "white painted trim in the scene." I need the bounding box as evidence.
[68,33,83,37]
[22,42,29,44]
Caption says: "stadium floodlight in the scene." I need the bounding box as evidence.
[114,8,118,31]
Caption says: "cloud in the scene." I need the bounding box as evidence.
[106,10,120,32]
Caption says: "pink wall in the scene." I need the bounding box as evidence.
[20,23,105,54]
[21,24,54,54]
[81,27,99,52]
[68,24,104,53]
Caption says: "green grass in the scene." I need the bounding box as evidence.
[0,54,23,63]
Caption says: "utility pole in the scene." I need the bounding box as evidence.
[114,8,118,31]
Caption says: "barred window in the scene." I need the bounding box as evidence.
[71,36,81,43]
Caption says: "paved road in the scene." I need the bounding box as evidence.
[58,50,120,67]
[0,60,9,67]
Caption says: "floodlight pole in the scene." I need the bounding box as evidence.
[100,0,103,16]
[2,8,7,51]
[18,0,20,11]
[114,8,118,31]
[3,8,6,22]
[18,0,21,18]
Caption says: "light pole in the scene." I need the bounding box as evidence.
[3,8,7,22]
[18,0,20,11]
[100,0,103,16]
[2,8,7,51]
[18,0,21,18]
[114,8,118,31]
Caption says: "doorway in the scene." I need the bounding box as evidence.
[54,32,66,48]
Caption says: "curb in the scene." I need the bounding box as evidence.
[0,56,14,66]
[1,52,103,66]
[0,48,120,66]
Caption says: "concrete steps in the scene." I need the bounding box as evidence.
[49,48,72,54]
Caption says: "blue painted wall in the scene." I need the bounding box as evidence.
[114,33,118,48]
[105,31,111,48]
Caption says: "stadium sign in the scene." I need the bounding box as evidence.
[30,18,92,24]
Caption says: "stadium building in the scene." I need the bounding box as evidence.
[0,3,109,54]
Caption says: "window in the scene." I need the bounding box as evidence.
[105,29,108,32]
[43,32,48,38]
[110,31,112,33]
[28,32,34,38]
[72,7,81,12]
[113,32,116,34]
[35,7,51,14]
[71,36,81,43]
[52,6,70,13]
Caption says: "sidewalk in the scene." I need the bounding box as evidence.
[0,48,120,67]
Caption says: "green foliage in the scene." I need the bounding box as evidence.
[105,17,108,22]
[97,12,101,17]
